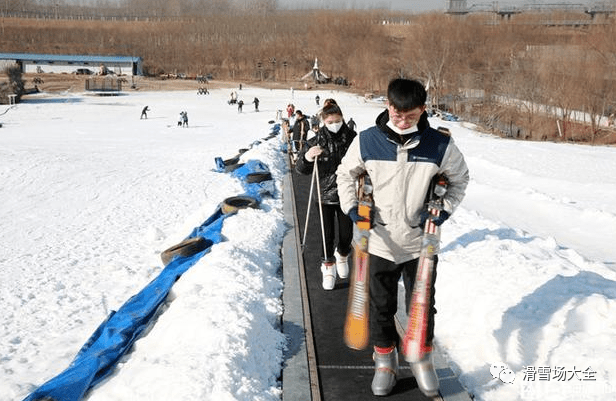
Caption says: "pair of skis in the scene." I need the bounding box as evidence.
[343,173,447,362]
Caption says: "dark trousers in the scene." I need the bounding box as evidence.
[320,203,353,263]
[369,254,438,349]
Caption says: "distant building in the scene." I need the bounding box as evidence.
[447,0,468,14]
[0,53,143,76]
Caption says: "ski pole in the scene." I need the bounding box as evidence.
[313,157,328,261]
[301,158,318,251]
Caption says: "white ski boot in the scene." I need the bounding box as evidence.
[320,262,336,290]
[335,251,349,279]
[371,347,398,396]
[411,351,439,397]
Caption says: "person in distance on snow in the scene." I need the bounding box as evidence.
[286,103,295,118]
[140,105,150,119]
[347,117,356,132]
[182,111,188,127]
[336,78,469,397]
[291,110,310,157]
[295,102,356,290]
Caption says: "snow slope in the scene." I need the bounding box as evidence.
[1,85,615,401]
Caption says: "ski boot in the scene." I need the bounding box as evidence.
[411,351,439,397]
[335,251,349,279]
[371,346,398,396]
[320,262,336,290]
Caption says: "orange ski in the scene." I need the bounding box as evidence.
[344,175,373,350]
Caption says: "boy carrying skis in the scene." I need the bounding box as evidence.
[336,78,469,397]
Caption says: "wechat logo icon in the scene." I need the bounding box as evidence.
[490,363,516,384]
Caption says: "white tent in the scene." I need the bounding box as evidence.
[301,58,330,84]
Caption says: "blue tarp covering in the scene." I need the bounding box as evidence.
[231,159,275,200]
[24,157,273,401]
[214,158,275,201]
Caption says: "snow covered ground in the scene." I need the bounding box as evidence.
[1,85,615,401]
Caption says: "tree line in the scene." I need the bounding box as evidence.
[2,4,615,144]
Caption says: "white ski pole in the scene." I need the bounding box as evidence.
[313,157,329,261]
[301,159,318,251]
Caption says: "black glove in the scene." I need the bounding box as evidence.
[419,210,450,228]
[348,205,373,228]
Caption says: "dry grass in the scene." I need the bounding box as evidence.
[20,73,357,94]
[4,9,616,143]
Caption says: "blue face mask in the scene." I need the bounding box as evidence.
[325,121,343,133]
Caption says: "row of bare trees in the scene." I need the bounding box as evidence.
[1,0,276,19]
[397,12,616,144]
[2,7,616,143]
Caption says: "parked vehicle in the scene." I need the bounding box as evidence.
[73,68,93,75]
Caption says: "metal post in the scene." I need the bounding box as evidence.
[283,61,287,82]
[270,57,276,81]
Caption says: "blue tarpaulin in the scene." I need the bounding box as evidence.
[214,158,275,201]
[231,159,275,200]
[24,158,273,401]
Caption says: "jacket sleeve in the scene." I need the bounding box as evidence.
[335,134,366,214]
[439,137,469,215]
[295,137,317,175]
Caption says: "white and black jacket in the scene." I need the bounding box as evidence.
[336,110,469,263]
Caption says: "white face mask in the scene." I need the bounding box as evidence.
[387,120,417,136]
[325,121,343,133]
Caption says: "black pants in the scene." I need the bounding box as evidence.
[319,203,353,263]
[369,254,438,349]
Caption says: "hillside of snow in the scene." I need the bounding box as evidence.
[1,85,614,401]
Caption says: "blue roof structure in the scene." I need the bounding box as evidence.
[0,52,141,64]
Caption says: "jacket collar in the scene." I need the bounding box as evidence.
[317,123,351,143]
[376,109,430,146]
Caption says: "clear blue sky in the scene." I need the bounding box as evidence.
[275,0,602,13]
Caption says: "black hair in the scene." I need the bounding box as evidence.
[387,78,427,111]
[323,98,338,107]
[321,104,343,117]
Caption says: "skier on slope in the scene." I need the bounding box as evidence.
[140,105,150,119]
[336,78,469,397]
[295,102,356,290]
